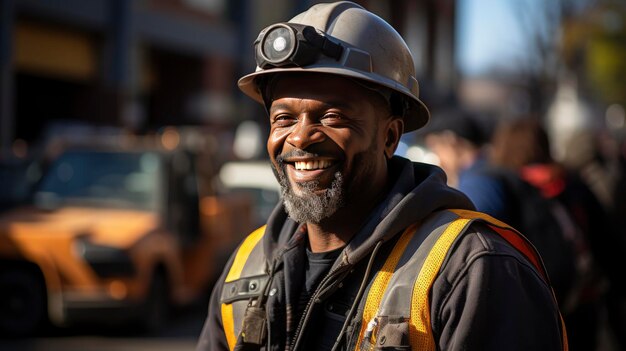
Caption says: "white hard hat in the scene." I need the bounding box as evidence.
[238,1,430,132]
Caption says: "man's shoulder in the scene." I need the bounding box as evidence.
[460,221,532,259]
[418,210,535,263]
[401,210,546,287]
[426,220,564,350]
[435,219,549,290]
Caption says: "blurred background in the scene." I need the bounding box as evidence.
[0,0,624,350]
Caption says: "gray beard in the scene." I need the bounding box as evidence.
[275,168,345,224]
[272,132,379,225]
[280,172,345,224]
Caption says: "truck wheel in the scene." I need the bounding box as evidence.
[0,269,47,336]
[141,272,169,333]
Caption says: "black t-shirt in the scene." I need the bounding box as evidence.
[294,245,344,350]
[296,246,343,321]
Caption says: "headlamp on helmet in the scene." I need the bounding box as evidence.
[255,23,343,68]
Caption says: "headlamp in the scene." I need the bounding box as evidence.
[255,23,344,68]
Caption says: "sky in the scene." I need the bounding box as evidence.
[456,0,534,75]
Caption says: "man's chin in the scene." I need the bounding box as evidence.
[280,171,345,224]
[290,184,329,197]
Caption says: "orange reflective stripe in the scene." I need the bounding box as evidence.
[409,215,472,351]
[561,315,569,351]
[489,225,544,277]
[221,225,266,351]
[355,222,419,351]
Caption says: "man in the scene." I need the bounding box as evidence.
[197,2,566,350]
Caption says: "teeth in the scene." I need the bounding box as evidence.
[294,160,332,170]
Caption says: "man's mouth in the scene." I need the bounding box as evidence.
[282,157,339,184]
[276,150,340,184]
[294,160,333,170]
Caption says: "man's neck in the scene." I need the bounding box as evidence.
[305,222,351,253]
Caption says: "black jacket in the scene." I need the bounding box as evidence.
[197,157,564,351]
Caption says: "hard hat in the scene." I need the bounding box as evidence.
[238,1,430,132]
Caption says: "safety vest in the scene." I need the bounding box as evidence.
[220,209,568,351]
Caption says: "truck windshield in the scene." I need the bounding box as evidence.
[35,151,161,211]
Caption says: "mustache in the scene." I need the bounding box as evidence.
[276,149,323,165]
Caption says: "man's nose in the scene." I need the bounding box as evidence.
[285,118,326,150]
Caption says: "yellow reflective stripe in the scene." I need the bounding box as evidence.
[355,222,419,351]
[449,208,510,228]
[221,225,266,351]
[410,215,471,351]
[222,303,235,351]
[225,225,267,283]
[351,209,568,351]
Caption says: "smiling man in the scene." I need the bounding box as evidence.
[197,2,567,351]
[268,73,400,252]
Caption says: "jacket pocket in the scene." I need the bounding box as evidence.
[374,318,410,350]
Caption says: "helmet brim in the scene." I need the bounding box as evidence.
[238,66,430,133]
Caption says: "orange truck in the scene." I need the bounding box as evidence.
[0,145,253,336]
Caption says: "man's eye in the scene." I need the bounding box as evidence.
[272,115,295,125]
[321,113,343,124]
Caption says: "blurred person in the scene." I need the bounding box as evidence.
[421,107,512,223]
[560,129,620,211]
[197,2,567,351]
[490,117,622,351]
[560,129,626,350]
[600,137,626,351]
[423,111,579,312]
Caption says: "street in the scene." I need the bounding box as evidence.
[0,300,207,351]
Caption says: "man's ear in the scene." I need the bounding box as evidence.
[384,117,404,159]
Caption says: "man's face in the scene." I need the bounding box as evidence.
[267,74,400,224]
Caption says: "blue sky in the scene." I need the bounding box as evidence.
[456,0,532,75]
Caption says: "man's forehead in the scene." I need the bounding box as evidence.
[267,73,387,108]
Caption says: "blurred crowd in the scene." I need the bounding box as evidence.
[419,105,626,351]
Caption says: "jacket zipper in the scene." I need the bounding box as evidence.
[289,263,349,351]
[290,240,384,351]
[261,256,283,349]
